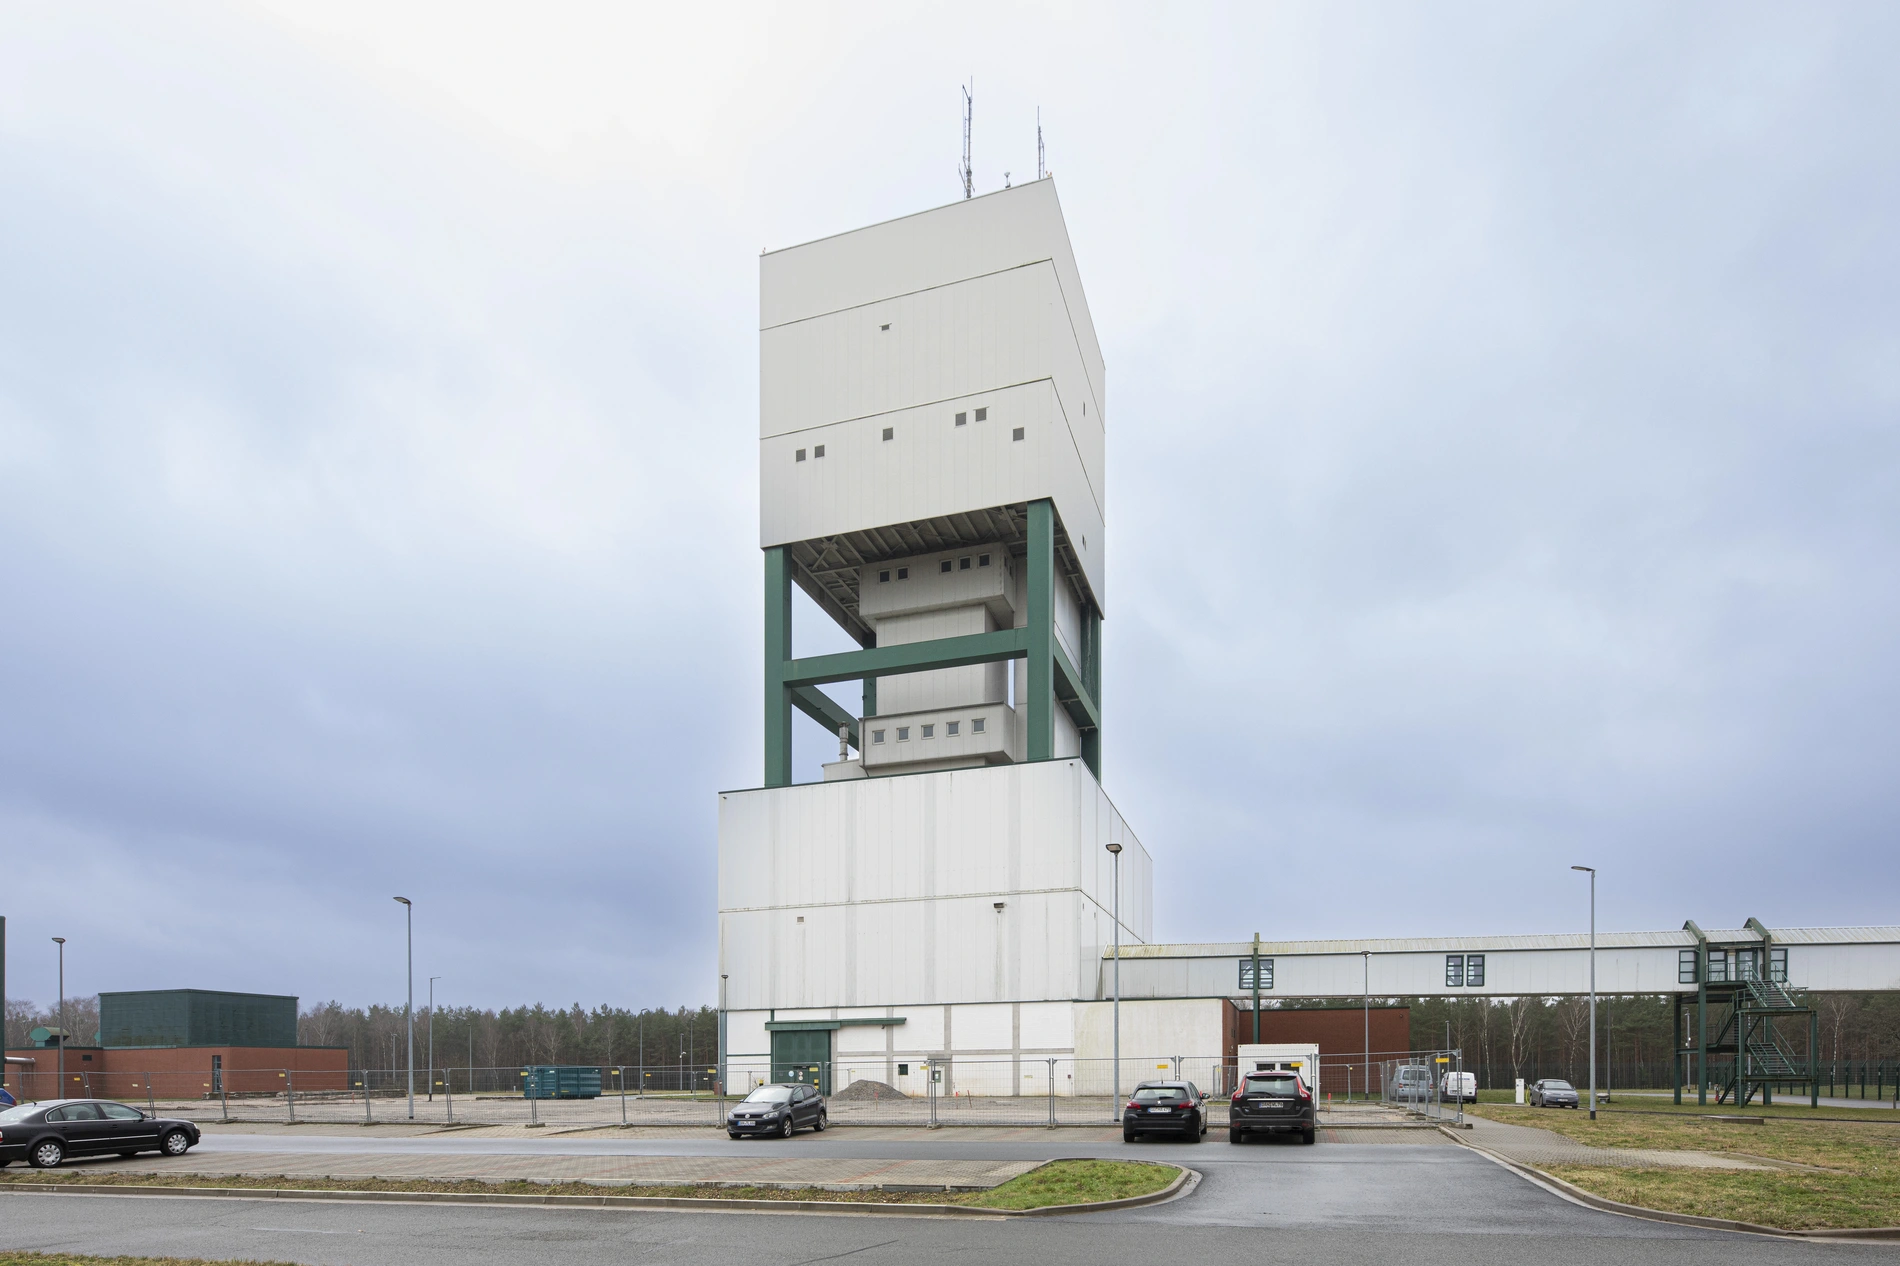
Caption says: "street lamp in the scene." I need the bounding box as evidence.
[394,897,414,1120]
[428,976,441,1103]
[1572,866,1597,1120]
[1106,839,1122,1122]
[1362,950,1370,1104]
[52,938,66,1090]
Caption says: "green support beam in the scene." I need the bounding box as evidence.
[1052,639,1101,733]
[791,686,858,751]
[764,546,793,788]
[785,627,1028,689]
[1026,499,1055,762]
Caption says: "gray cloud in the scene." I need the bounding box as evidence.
[1,2,1895,1010]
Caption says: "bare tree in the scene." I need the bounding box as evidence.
[1506,996,1538,1082]
[1555,997,1590,1081]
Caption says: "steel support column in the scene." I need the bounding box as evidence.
[1026,498,1055,762]
[764,546,793,788]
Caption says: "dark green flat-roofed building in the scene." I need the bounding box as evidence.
[99,989,298,1049]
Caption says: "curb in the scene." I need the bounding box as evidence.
[1438,1126,1900,1242]
[0,1163,1194,1221]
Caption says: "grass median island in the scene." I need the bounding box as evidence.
[1466,1103,1900,1229]
[0,1159,1178,1212]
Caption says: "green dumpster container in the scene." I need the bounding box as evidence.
[522,1066,602,1100]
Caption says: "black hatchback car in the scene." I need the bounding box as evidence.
[0,1099,201,1169]
[1229,1070,1317,1144]
[1121,1081,1208,1142]
[726,1083,827,1138]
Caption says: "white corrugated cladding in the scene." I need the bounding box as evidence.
[718,759,1151,1012]
[1101,927,1900,999]
[760,180,1107,609]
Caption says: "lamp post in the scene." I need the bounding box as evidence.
[1572,866,1597,1120]
[1362,950,1370,1103]
[1106,839,1122,1122]
[394,897,414,1120]
[427,976,441,1102]
[719,974,729,1097]
[52,937,67,1090]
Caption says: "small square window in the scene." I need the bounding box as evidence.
[974,407,987,422]
[940,560,953,574]
[921,724,934,738]
[872,729,886,744]
[795,449,806,461]
[897,1063,909,1076]
[955,412,967,426]
[978,553,991,567]
[882,427,894,441]
[959,557,971,570]
[878,570,891,583]
[897,567,908,579]
[813,444,825,458]
[1012,427,1024,441]
[972,717,986,734]
[896,726,910,741]
[946,721,959,736]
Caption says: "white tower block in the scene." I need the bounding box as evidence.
[759,179,1105,783]
[721,181,1148,1095]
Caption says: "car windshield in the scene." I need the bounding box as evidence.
[0,1103,40,1123]
[1546,1081,1575,1091]
[743,1086,794,1104]
[1244,1076,1300,1096]
[1132,1087,1189,1104]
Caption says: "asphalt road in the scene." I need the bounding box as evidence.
[3,1131,1892,1265]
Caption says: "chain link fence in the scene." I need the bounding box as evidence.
[3,1050,1478,1127]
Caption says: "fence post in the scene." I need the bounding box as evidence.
[1048,1058,1056,1127]
[445,1066,454,1123]
[364,1071,373,1124]
[146,1074,155,1115]
[221,1074,229,1122]
[620,1067,627,1125]
[286,1070,295,1123]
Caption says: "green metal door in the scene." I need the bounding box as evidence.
[770,1029,831,1095]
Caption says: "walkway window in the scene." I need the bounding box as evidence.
[1445,955,1466,988]
[1465,954,1484,987]
[1769,947,1788,982]
[1238,958,1274,990]
[1679,949,1699,984]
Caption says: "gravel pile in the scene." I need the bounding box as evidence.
[829,1079,908,1102]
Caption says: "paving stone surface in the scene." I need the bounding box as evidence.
[45,1148,1042,1192]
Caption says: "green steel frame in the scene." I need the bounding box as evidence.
[1673,921,1819,1109]
[764,498,1101,787]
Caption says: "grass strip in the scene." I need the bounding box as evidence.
[1543,1165,1900,1232]
[1465,1104,1900,1229]
[0,1159,1177,1212]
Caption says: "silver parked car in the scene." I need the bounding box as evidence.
[1528,1078,1580,1108]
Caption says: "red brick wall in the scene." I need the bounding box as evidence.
[4,1046,349,1102]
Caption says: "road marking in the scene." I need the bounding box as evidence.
[250,1226,363,1235]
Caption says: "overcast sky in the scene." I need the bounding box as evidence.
[2,2,1896,1015]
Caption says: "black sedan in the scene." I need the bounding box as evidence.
[727,1083,827,1138]
[1528,1079,1580,1108]
[1228,1070,1317,1144]
[1121,1081,1208,1142]
[0,1099,201,1169]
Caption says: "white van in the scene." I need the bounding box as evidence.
[1442,1071,1476,1103]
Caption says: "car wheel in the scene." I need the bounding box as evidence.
[161,1130,192,1157]
[29,1139,64,1169]
[1227,1128,1241,1144]
[814,1110,827,1132]
[1302,1127,1316,1145]
[1122,1129,1136,1144]
[728,1132,742,1140]
[779,1115,794,1139]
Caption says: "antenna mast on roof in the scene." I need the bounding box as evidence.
[1037,107,1045,180]
[959,81,973,199]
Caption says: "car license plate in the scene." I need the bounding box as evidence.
[736,1121,755,1128]
[1147,1107,1170,1113]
